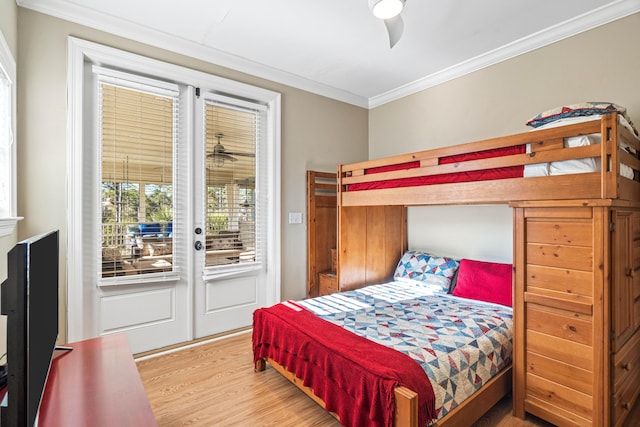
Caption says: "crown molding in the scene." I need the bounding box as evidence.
[369,0,640,108]
[17,0,369,108]
[18,0,640,110]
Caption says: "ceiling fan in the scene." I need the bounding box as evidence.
[368,0,406,48]
[207,133,255,167]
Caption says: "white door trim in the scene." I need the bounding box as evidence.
[66,37,281,344]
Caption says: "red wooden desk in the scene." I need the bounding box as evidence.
[38,334,157,427]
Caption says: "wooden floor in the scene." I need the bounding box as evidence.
[136,331,557,427]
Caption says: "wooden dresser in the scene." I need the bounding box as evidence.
[512,201,640,427]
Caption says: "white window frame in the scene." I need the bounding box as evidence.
[67,37,281,341]
[0,30,21,236]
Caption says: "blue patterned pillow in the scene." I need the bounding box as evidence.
[393,251,460,293]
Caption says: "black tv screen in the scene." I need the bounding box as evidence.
[1,230,59,427]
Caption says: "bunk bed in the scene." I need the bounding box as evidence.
[339,112,640,207]
[254,109,640,427]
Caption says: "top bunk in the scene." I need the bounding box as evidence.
[338,111,640,207]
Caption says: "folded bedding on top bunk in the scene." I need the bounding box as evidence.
[525,101,638,135]
[524,114,638,179]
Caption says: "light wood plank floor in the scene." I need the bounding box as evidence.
[136,331,558,426]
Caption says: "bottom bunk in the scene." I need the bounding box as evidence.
[253,252,514,426]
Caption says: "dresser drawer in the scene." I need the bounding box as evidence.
[526,304,592,346]
[612,366,640,427]
[319,271,337,295]
[612,330,640,393]
[526,219,592,246]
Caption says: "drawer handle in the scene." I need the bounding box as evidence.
[626,268,634,277]
[622,363,630,371]
[622,402,630,411]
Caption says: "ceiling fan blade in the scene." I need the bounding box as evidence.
[224,151,255,158]
[206,152,238,162]
[384,14,404,48]
[221,153,238,162]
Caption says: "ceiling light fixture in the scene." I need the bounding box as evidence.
[369,0,405,20]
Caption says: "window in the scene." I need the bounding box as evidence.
[96,69,178,277]
[204,100,259,267]
[0,30,18,236]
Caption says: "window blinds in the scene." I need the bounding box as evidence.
[204,99,262,267]
[96,67,179,277]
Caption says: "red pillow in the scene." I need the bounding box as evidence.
[452,259,513,307]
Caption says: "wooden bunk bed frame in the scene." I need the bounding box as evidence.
[256,113,640,426]
[338,113,640,207]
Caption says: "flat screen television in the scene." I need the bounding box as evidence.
[1,230,60,427]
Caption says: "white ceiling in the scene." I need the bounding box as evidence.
[18,0,640,108]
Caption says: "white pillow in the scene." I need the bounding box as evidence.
[549,134,601,175]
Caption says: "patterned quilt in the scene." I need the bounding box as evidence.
[298,281,513,420]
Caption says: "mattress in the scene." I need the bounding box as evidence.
[347,145,524,191]
[297,280,513,420]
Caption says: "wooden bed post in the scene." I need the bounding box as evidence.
[601,113,618,199]
[254,358,266,372]
[394,387,418,427]
[511,205,526,419]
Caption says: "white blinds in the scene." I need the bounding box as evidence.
[93,65,270,275]
[204,99,262,267]
[96,69,179,277]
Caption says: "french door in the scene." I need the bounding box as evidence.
[192,93,270,338]
[67,38,280,354]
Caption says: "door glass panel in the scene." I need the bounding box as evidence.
[204,102,257,267]
[99,82,176,277]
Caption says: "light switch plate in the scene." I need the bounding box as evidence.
[288,212,302,224]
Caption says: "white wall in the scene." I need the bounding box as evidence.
[408,205,512,263]
[369,13,640,263]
